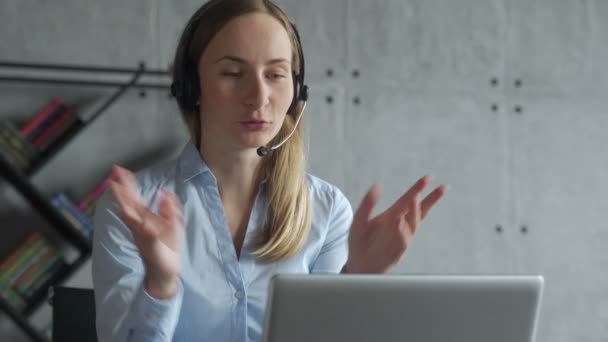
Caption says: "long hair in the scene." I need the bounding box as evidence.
[172,0,311,261]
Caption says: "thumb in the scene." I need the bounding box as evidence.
[352,184,381,228]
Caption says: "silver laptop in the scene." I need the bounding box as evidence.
[263,274,543,342]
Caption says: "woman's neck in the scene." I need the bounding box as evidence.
[198,138,264,207]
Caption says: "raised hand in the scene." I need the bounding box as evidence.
[344,176,448,274]
[109,165,184,298]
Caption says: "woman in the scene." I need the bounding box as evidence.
[92,0,448,341]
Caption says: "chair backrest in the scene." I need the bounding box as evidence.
[51,286,97,342]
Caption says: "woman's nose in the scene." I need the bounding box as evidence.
[244,74,270,110]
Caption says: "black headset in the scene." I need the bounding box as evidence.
[170,0,309,116]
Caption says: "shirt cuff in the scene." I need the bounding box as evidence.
[131,278,184,338]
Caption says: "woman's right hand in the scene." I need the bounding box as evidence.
[109,165,184,299]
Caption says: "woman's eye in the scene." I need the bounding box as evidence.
[269,73,286,80]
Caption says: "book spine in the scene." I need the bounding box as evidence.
[0,233,44,289]
[0,139,28,169]
[0,122,38,169]
[5,242,48,287]
[78,172,115,210]
[51,192,94,237]
[20,253,61,296]
[1,121,36,157]
[0,232,40,273]
[32,107,76,148]
[58,207,84,230]
[20,97,63,137]
[0,238,45,286]
[23,256,66,300]
[24,103,67,143]
[37,114,81,152]
[12,247,56,294]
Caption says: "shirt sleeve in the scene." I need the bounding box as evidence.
[310,186,353,274]
[92,188,183,342]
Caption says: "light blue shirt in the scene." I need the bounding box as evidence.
[92,141,353,342]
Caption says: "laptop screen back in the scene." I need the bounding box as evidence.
[263,274,543,342]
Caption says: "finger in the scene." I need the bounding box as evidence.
[112,165,142,202]
[109,180,144,223]
[389,175,430,216]
[405,193,421,235]
[158,190,183,228]
[136,191,182,239]
[396,215,412,251]
[110,180,160,238]
[420,184,449,220]
[136,210,167,240]
[352,184,381,228]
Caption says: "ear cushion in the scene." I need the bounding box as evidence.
[288,71,302,115]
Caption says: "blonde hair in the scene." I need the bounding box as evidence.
[172,0,311,261]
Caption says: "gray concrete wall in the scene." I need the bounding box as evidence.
[0,0,606,341]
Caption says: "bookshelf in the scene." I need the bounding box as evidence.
[0,61,171,341]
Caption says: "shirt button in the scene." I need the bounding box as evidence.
[234,290,244,300]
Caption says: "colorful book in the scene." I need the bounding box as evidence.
[56,206,84,231]
[0,121,38,169]
[0,122,29,156]
[0,233,40,275]
[0,139,30,169]
[32,107,77,149]
[0,238,45,289]
[78,172,115,211]
[21,253,61,295]
[24,257,67,300]
[16,249,61,297]
[25,104,67,143]
[37,110,82,152]
[50,192,94,238]
[20,97,63,137]
[23,101,67,143]
[12,247,57,294]
[0,233,44,290]
[5,242,49,287]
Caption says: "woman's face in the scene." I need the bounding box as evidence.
[197,12,295,152]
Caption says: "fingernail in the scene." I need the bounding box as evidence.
[373,183,382,193]
[112,164,122,175]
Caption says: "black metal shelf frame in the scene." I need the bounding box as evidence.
[0,60,170,89]
[0,60,165,342]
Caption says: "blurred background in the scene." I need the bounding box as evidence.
[0,0,606,341]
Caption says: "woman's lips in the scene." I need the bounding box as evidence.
[240,121,269,130]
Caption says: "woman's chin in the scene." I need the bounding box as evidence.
[233,133,274,150]
[232,138,271,152]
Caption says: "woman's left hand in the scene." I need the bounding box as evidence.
[344,176,448,274]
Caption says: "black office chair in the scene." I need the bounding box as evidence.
[49,286,97,342]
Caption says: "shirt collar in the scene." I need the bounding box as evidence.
[177,139,270,185]
[177,140,213,182]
